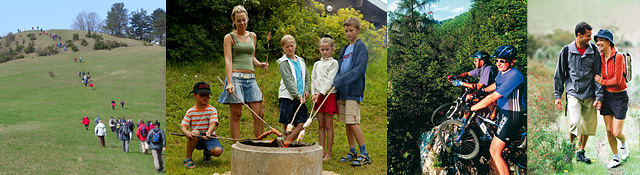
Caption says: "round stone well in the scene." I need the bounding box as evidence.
[231,140,323,175]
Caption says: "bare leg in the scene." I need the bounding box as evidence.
[348,124,366,146]
[317,113,326,157]
[604,115,618,154]
[286,123,304,142]
[612,119,626,144]
[346,124,355,148]
[324,113,335,161]
[579,135,589,150]
[186,130,200,159]
[248,102,264,138]
[489,136,508,175]
[230,104,242,142]
[211,147,223,157]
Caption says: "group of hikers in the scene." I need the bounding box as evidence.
[177,5,373,169]
[77,70,93,89]
[84,115,166,172]
[553,22,631,169]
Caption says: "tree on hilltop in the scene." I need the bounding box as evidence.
[72,11,103,32]
[104,3,129,37]
[130,8,151,41]
[151,8,166,46]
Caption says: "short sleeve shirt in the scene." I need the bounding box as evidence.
[495,68,526,112]
[469,65,498,87]
[180,104,219,135]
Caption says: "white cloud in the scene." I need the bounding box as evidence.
[388,0,399,12]
[450,7,464,13]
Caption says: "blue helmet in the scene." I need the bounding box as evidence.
[471,51,490,61]
[492,45,517,60]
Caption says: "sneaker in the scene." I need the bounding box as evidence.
[576,150,592,164]
[607,158,621,168]
[621,144,629,160]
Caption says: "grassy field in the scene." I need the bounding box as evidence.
[0,31,166,174]
[166,56,387,174]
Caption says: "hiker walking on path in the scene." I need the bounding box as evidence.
[593,29,630,168]
[82,115,90,131]
[119,121,132,152]
[311,35,339,161]
[218,5,269,140]
[95,115,100,125]
[109,117,116,132]
[121,100,125,109]
[148,121,166,172]
[111,100,116,110]
[95,120,107,147]
[553,21,603,164]
[137,121,150,154]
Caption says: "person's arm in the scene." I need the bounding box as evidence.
[161,130,166,151]
[332,42,368,88]
[303,60,310,99]
[311,62,319,96]
[471,92,501,111]
[593,48,604,102]
[180,111,193,139]
[324,60,339,95]
[251,32,268,70]
[223,34,235,94]
[553,47,567,111]
[455,72,471,79]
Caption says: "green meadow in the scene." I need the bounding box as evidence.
[165,56,387,174]
[0,30,166,174]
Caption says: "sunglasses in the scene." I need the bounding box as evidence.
[496,59,509,63]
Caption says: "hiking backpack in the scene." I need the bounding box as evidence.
[140,126,148,137]
[121,125,130,137]
[616,52,633,82]
[152,130,162,144]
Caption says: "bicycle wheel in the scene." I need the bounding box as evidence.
[439,119,480,160]
[431,102,456,126]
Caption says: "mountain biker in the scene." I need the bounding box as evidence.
[447,51,498,98]
[470,45,526,175]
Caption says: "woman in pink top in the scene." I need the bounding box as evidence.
[593,29,629,168]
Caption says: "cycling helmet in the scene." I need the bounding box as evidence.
[492,45,517,60]
[471,51,490,61]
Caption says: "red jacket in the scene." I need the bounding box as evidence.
[82,116,90,125]
[136,123,149,141]
[600,47,627,92]
[148,124,155,130]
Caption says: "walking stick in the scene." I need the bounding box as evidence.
[170,133,260,141]
[216,76,282,137]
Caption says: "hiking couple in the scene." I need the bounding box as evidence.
[554,21,630,168]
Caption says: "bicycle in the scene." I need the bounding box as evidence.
[431,85,475,126]
[438,107,526,174]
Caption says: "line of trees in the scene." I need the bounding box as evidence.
[72,3,166,46]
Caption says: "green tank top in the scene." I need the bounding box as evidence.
[231,32,255,72]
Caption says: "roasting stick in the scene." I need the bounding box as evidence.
[170,133,258,141]
[216,76,283,137]
[285,103,304,134]
[297,87,336,141]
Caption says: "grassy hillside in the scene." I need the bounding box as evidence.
[0,31,166,174]
[165,56,387,174]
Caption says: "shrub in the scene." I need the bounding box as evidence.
[93,40,127,50]
[15,44,24,52]
[73,33,79,40]
[71,45,78,52]
[16,54,24,59]
[48,71,56,77]
[81,39,89,47]
[65,40,75,48]
[86,30,92,38]
[24,42,35,54]
[30,34,36,41]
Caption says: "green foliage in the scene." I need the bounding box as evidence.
[93,40,127,50]
[24,42,35,54]
[22,39,25,44]
[388,0,527,173]
[166,0,385,63]
[71,45,78,52]
[29,33,37,41]
[73,33,79,41]
[81,39,89,47]
[15,44,24,52]
[86,30,92,38]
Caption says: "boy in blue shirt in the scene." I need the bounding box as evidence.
[333,17,371,166]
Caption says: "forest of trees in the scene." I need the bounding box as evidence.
[72,3,166,46]
[387,0,527,174]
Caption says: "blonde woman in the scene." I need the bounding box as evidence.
[218,5,268,140]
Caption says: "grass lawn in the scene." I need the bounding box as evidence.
[166,56,387,174]
[0,31,166,174]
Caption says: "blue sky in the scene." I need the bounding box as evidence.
[387,0,472,21]
[0,0,166,36]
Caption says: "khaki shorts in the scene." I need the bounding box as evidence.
[338,100,361,124]
[567,95,598,136]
